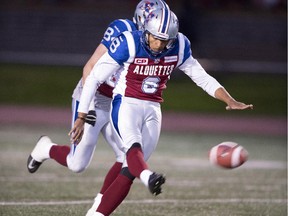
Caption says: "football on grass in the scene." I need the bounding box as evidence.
[209,141,248,169]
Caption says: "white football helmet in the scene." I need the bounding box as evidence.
[144,8,179,41]
[133,0,170,30]
[142,9,179,56]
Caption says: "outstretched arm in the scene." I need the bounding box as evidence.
[180,56,253,111]
[214,87,253,110]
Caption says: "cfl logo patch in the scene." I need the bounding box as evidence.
[134,58,148,65]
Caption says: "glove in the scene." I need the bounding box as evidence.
[85,110,96,126]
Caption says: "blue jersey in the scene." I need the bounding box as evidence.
[108,30,191,102]
[98,19,137,97]
[101,19,137,49]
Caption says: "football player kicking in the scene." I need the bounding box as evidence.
[26,1,170,215]
[70,7,253,216]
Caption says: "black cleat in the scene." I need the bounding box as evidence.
[148,172,166,196]
[27,135,53,173]
[27,155,42,173]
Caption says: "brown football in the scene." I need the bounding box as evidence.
[209,141,248,169]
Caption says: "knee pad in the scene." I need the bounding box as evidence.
[127,143,141,155]
[120,167,136,181]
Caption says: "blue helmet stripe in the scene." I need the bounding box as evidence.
[161,10,167,33]
[159,0,170,11]
[157,0,170,36]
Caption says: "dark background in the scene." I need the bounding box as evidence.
[0,0,286,116]
[0,0,286,71]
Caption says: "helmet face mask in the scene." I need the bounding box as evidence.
[133,0,170,30]
[143,31,176,56]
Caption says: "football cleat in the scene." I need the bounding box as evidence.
[148,172,166,196]
[27,135,54,173]
[27,155,42,173]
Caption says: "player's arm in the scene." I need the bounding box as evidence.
[69,52,121,142]
[69,32,131,143]
[178,34,253,111]
[82,43,108,85]
[214,87,253,110]
[180,56,253,111]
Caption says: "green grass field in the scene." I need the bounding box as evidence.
[0,63,286,116]
[0,63,286,215]
[0,125,286,216]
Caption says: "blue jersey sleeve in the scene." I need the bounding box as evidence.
[108,33,130,65]
[101,19,137,49]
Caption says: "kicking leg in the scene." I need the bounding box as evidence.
[126,143,165,196]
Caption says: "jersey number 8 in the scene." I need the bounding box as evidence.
[110,37,121,53]
[103,27,115,43]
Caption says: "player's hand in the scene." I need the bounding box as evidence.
[68,118,85,145]
[215,88,253,111]
[226,100,253,111]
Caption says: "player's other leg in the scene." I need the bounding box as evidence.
[27,99,79,173]
[30,107,104,174]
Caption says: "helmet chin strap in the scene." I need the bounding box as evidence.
[166,38,176,49]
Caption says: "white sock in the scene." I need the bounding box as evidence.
[140,169,153,187]
[85,193,103,216]
[43,143,55,159]
[92,213,104,216]
[93,193,103,209]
